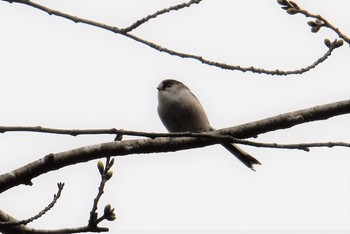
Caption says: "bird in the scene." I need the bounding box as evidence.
[157,79,261,170]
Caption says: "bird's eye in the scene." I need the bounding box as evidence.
[166,83,173,88]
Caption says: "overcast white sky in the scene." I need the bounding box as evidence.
[0,0,350,233]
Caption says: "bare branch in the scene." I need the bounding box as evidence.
[127,33,339,75]
[0,126,119,136]
[0,183,64,227]
[2,225,108,234]
[0,99,349,194]
[89,158,116,227]
[219,99,350,139]
[2,99,350,140]
[0,210,27,234]
[278,0,350,45]
[0,209,108,234]
[233,139,350,152]
[1,0,343,75]
[0,184,96,234]
[1,125,349,157]
[1,126,349,152]
[122,0,202,33]
[0,125,240,139]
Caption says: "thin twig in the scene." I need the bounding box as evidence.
[0,183,64,227]
[88,158,115,228]
[232,139,350,151]
[9,225,108,234]
[0,125,349,152]
[278,0,350,45]
[1,0,342,75]
[0,125,119,136]
[301,9,350,45]
[122,0,202,33]
[125,32,338,75]
[0,125,247,138]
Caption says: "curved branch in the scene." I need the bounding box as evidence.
[0,224,108,234]
[0,210,26,234]
[301,10,350,45]
[278,0,350,45]
[0,183,64,227]
[0,99,349,194]
[1,0,342,75]
[0,208,108,234]
[122,0,202,33]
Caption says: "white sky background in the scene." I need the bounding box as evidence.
[0,0,350,233]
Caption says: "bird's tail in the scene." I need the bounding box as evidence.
[221,143,261,171]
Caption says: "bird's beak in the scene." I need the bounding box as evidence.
[156,85,162,91]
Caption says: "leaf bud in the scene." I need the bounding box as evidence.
[307,21,317,27]
[97,161,104,175]
[277,0,288,6]
[104,204,116,221]
[335,39,344,48]
[106,171,113,180]
[311,25,321,33]
[324,39,331,48]
[289,1,300,9]
[287,8,299,15]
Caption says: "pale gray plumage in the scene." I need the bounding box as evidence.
[157,79,261,170]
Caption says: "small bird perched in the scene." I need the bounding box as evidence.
[157,79,261,170]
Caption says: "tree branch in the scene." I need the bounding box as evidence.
[1,225,108,234]
[0,185,110,234]
[278,0,350,45]
[0,210,27,234]
[0,208,109,234]
[121,0,202,33]
[89,158,116,228]
[1,0,343,75]
[0,126,349,152]
[0,99,349,194]
[218,99,350,139]
[2,100,350,140]
[0,183,64,227]
[234,139,350,152]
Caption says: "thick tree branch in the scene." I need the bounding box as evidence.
[0,99,349,194]
[0,210,28,234]
[218,99,350,138]
[1,0,343,75]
